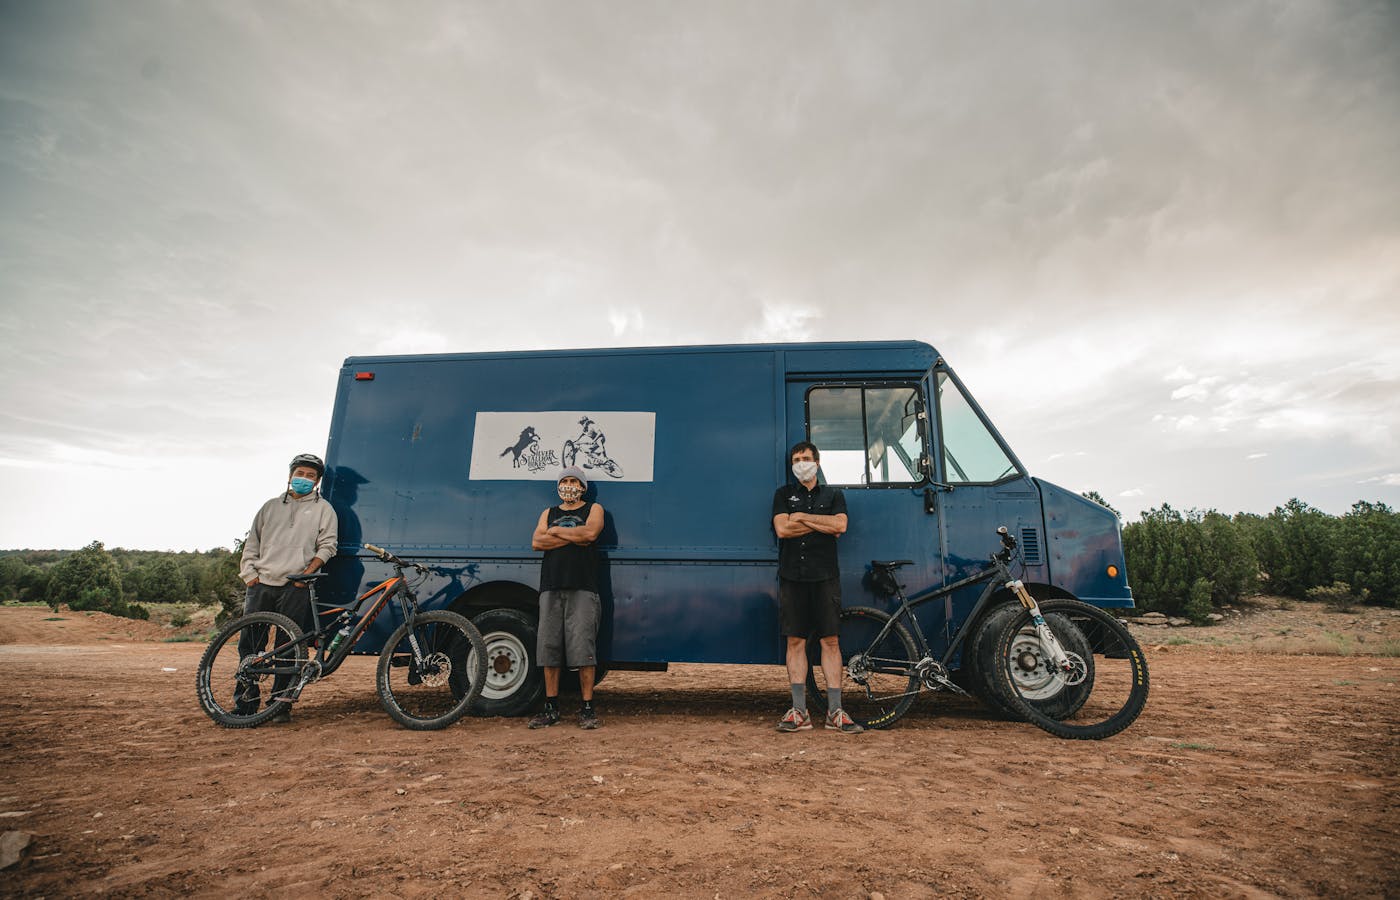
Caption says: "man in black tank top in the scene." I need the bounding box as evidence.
[528,466,606,729]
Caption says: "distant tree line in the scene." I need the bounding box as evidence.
[1094,497,1400,622]
[5,497,1399,625]
[0,541,245,622]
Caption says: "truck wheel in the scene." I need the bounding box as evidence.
[976,603,1093,721]
[468,608,544,717]
[969,604,1027,720]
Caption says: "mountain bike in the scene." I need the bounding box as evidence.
[196,543,488,730]
[806,527,1149,740]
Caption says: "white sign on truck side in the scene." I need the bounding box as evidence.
[468,410,656,482]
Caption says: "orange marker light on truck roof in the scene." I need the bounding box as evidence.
[354,372,375,381]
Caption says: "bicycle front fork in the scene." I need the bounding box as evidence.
[1007,580,1075,675]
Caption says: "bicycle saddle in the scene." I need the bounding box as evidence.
[870,559,914,570]
[291,572,332,583]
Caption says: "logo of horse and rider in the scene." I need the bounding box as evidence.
[499,416,625,478]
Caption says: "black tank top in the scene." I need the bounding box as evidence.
[539,502,599,592]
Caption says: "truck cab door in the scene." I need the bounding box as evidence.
[784,380,944,637]
[931,366,1045,589]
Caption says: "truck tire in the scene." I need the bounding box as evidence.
[976,603,1094,722]
[469,608,544,717]
[967,604,1028,720]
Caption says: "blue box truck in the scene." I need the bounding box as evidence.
[318,340,1132,716]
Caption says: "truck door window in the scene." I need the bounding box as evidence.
[936,372,1019,483]
[807,385,925,487]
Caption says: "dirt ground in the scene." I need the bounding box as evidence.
[1,605,1397,899]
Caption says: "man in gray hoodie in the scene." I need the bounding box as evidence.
[236,452,339,721]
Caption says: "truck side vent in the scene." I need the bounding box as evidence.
[1020,527,1042,565]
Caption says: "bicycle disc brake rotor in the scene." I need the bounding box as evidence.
[1059,651,1088,686]
[416,652,452,687]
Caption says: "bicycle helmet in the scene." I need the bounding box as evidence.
[289,453,325,477]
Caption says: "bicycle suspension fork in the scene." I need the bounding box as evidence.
[1006,579,1077,676]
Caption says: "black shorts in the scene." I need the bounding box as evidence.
[779,577,842,638]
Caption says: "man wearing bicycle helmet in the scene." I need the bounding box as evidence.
[236,452,339,722]
[528,466,606,730]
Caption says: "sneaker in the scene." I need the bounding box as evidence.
[578,707,600,730]
[776,707,812,732]
[269,709,292,725]
[527,706,561,729]
[825,708,864,734]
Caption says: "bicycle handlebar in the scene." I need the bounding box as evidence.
[994,526,1017,563]
[362,543,430,573]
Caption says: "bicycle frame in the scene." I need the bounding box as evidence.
[867,557,1013,670]
[245,567,422,693]
[306,572,416,678]
[868,541,1076,677]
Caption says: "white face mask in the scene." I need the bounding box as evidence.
[792,461,819,482]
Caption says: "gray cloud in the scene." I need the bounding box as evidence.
[1,0,1397,546]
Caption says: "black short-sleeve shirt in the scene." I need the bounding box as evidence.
[772,482,847,582]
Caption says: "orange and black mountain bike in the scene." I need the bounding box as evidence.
[196,543,486,730]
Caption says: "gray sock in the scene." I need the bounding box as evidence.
[827,687,841,711]
[790,683,806,713]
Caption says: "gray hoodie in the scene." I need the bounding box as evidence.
[239,491,339,586]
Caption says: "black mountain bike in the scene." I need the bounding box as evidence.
[196,543,487,730]
[806,528,1149,740]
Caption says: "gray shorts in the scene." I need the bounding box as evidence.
[537,589,601,668]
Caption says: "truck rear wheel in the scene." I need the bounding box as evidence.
[469,608,544,717]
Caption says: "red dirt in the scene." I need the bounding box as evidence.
[0,607,1397,898]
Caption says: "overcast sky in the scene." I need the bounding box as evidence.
[2,1,1397,551]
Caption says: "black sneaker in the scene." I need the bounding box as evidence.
[269,709,292,724]
[527,706,561,729]
[579,707,600,730]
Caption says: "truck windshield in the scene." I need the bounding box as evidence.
[936,372,1020,483]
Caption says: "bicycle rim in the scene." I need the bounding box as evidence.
[196,612,306,728]
[807,606,920,729]
[994,599,1149,740]
[377,610,488,730]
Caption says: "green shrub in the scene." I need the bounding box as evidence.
[1306,581,1368,613]
[1123,505,1258,616]
[1184,577,1214,624]
[1333,502,1400,607]
[170,609,192,628]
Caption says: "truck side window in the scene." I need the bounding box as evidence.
[936,372,1019,483]
[807,385,925,487]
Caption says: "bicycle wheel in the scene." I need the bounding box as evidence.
[806,606,920,729]
[992,599,1149,740]
[196,611,306,728]
[377,610,488,730]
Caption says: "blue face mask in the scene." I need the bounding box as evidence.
[289,476,316,495]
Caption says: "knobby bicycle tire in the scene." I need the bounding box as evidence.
[377,610,488,730]
[992,599,1149,740]
[806,606,921,730]
[196,611,307,728]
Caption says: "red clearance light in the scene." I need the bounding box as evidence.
[354,372,375,381]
